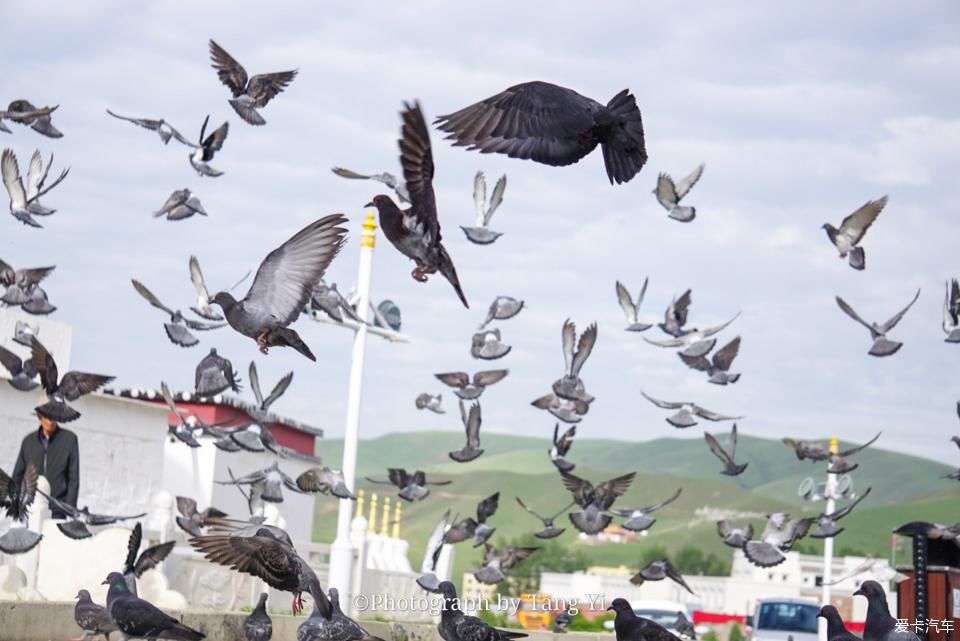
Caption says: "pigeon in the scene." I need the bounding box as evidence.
[13,319,38,347]
[105,109,193,146]
[20,285,56,315]
[653,164,704,222]
[30,336,114,423]
[554,608,574,634]
[478,296,525,330]
[195,348,242,396]
[309,280,363,324]
[782,433,881,472]
[531,393,588,424]
[473,543,539,584]
[449,400,484,463]
[818,605,861,641]
[811,487,873,538]
[333,166,410,203]
[437,580,528,641]
[630,559,696,595]
[415,392,445,413]
[471,328,512,360]
[822,555,907,586]
[825,433,882,474]
[161,381,211,448]
[2,148,69,227]
[416,510,452,593]
[645,313,741,355]
[549,424,577,472]
[103,571,205,640]
[183,115,229,177]
[190,518,332,616]
[295,467,354,500]
[656,289,692,338]
[0,344,39,391]
[640,391,742,429]
[704,424,748,476]
[4,100,63,138]
[823,196,887,271]
[679,336,742,385]
[854,580,920,641]
[175,496,228,537]
[245,593,273,641]
[209,214,348,360]
[561,471,635,535]
[742,513,815,567]
[0,524,43,554]
[515,496,575,539]
[607,488,682,532]
[943,279,960,343]
[209,40,297,126]
[365,468,451,502]
[297,598,330,641]
[216,461,301,503]
[462,171,507,245]
[222,421,274,454]
[945,434,960,480]
[366,102,469,307]
[0,461,38,522]
[716,520,754,548]
[39,490,145,540]
[553,319,597,403]
[154,188,207,220]
[444,493,499,548]
[434,369,508,400]
[132,279,226,347]
[74,589,118,641]
[123,522,176,597]
[616,279,654,331]
[315,587,384,641]
[246,362,294,424]
[608,597,683,641]
[188,255,227,320]
[435,81,647,185]
[836,289,921,357]
[674,613,696,641]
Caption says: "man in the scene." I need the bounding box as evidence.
[12,415,79,519]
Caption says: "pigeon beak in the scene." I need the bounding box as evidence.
[101,578,109,585]
[853,588,864,596]
[606,606,614,612]
[364,200,375,208]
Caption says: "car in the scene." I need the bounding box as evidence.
[603,600,696,637]
[745,597,820,641]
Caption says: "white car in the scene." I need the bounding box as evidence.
[746,598,820,641]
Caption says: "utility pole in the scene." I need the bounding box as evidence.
[819,436,839,641]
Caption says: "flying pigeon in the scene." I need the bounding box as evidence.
[0,103,58,134]
[616,278,653,331]
[105,108,193,146]
[553,319,597,403]
[132,279,226,347]
[644,312,741,355]
[188,255,226,320]
[449,400,484,463]
[154,188,207,220]
[245,593,272,641]
[549,424,577,472]
[811,487,872,538]
[782,433,881,473]
[161,381,235,448]
[656,289,692,338]
[435,81,647,185]
[416,510,453,593]
[103,571,205,641]
[743,513,815,567]
[825,433,882,474]
[561,470,635,534]
[943,279,960,343]
[183,115,229,177]
[444,493,499,548]
[332,166,410,203]
[2,148,69,227]
[210,214,347,360]
[74,589,118,641]
[818,605,861,641]
[679,336,742,385]
[175,496,228,538]
[13,320,38,347]
[246,362,294,424]
[434,369,508,400]
[19,285,56,315]
[0,461,38,523]
[310,280,363,324]
[531,393,588,424]
[295,467,355,500]
[631,559,696,595]
[122,522,176,597]
[554,608,574,634]
[30,336,114,422]
[653,164,704,222]
[366,102,469,307]
[365,468,451,502]
[0,344,39,391]
[515,496,574,539]
[704,424,748,476]
[478,296,525,330]
[836,289,921,357]
[471,328,512,360]
[415,392,444,413]
[472,543,539,585]
[822,555,907,586]
[216,461,301,503]
[195,347,242,396]
[854,580,921,641]
[39,489,145,540]
[462,171,507,244]
[823,196,887,270]
[190,517,333,616]
[4,100,63,137]
[437,581,528,641]
[19,150,66,217]
[209,39,297,126]
[608,597,682,641]
[607,488,683,532]
[640,391,742,428]
[716,520,754,548]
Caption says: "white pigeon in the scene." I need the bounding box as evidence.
[1,148,68,228]
[461,171,507,244]
[653,163,704,222]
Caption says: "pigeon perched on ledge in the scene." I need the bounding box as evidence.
[245,592,273,641]
[74,589,118,641]
[103,571,205,640]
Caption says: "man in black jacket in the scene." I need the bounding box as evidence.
[12,415,79,519]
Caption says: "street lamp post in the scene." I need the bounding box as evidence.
[819,437,839,641]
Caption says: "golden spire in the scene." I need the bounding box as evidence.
[367,492,378,533]
[356,489,365,522]
[361,211,377,248]
[380,496,392,536]
[829,436,839,455]
[392,500,402,539]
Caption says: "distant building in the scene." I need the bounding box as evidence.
[578,524,638,545]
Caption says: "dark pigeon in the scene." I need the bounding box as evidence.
[365,468,451,502]
[782,432,881,473]
[296,467,355,500]
[818,605,861,641]
[123,522,176,597]
[105,109,193,146]
[437,580,527,641]
[103,571,204,640]
[0,460,38,522]
[657,289,692,338]
[30,336,113,423]
[855,580,920,641]
[132,279,226,348]
[5,100,63,137]
[631,559,696,595]
[209,39,297,126]
[515,496,574,539]
[245,592,273,641]
[0,343,40,391]
[435,369,508,400]
[811,487,872,538]
[704,424,748,476]
[836,290,920,357]
[195,347,242,396]
[39,490,145,540]
[549,424,577,472]
[449,400,484,463]
[472,543,539,585]
[674,612,696,640]
[175,496,228,538]
[823,197,887,270]
[608,488,683,532]
[313,587,380,641]
[561,471,635,534]
[641,391,742,429]
[554,608,573,634]
[679,336,742,385]
[716,520,754,548]
[743,513,815,568]
[184,115,229,177]
[444,493,499,548]
[74,588,118,640]
[609,597,683,641]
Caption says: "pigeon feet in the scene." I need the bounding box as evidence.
[292,591,305,614]
[411,266,428,282]
[256,331,270,355]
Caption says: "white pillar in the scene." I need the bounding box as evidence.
[819,438,839,641]
[327,211,377,606]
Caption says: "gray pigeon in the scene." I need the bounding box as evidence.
[716,520,754,548]
[823,196,887,270]
[0,525,42,554]
[75,589,118,641]
[105,109,193,146]
[332,166,410,203]
[296,467,355,500]
[943,279,960,343]
[818,605,860,641]
[553,319,597,403]
[20,285,56,315]
[297,598,329,641]
[657,289,692,337]
[195,348,242,396]
[462,171,507,245]
[704,424,748,476]
[674,612,696,641]
[561,471,635,534]
[437,580,528,641]
[314,587,379,641]
[836,289,921,357]
[531,393,588,424]
[782,433,881,472]
[161,381,203,448]
[472,543,538,585]
[189,255,231,320]
[123,522,176,597]
[435,369,508,400]
[471,328,512,360]
[855,580,920,641]
[154,189,207,220]
[246,361,294,423]
[17,150,65,216]
[631,558,695,594]
[554,608,573,634]
[444,493,499,548]
[515,496,574,539]
[415,392,445,413]
[13,319,38,346]
[30,336,114,423]
[616,278,653,331]
[416,510,452,593]
[645,312,741,355]
[811,487,872,538]
[310,280,363,323]
[175,496,228,537]
[103,571,204,640]
[2,148,69,227]
[210,214,348,360]
[607,488,682,532]
[478,296,524,330]
[132,279,227,347]
[39,489,145,540]
[743,513,815,567]
[245,593,273,641]
[0,344,40,391]
[679,336,742,385]
[209,40,297,126]
[184,115,229,177]
[449,400,484,463]
[4,100,62,137]
[549,424,577,472]
[365,468,451,502]
[653,164,704,222]
[641,391,742,428]
[825,433,882,474]
[609,597,683,641]
[216,461,301,503]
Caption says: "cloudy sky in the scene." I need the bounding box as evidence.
[3,1,959,464]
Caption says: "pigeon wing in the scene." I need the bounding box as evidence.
[28,336,58,394]
[435,371,469,389]
[399,102,441,248]
[655,173,679,208]
[838,196,886,246]
[209,40,249,96]
[672,289,693,328]
[476,492,499,522]
[485,174,507,225]
[594,472,636,509]
[247,71,298,108]
[263,371,294,409]
[464,402,482,449]
[176,496,198,518]
[0,345,23,376]
[131,279,175,316]
[673,163,705,200]
[105,109,164,131]
[559,471,594,507]
[641,391,684,410]
[248,362,265,407]
[878,288,920,334]
[824,487,872,521]
[473,369,508,387]
[188,256,211,305]
[561,319,576,375]
[692,404,742,421]
[639,487,683,513]
[678,351,711,372]
[1,149,27,209]
[501,545,538,570]
[58,372,114,401]
[515,496,547,523]
[835,296,875,333]
[712,336,741,372]
[616,281,637,322]
[472,171,486,226]
[838,431,881,457]
[704,431,734,466]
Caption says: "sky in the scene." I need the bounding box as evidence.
[2,1,960,466]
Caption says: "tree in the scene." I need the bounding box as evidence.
[729,624,744,641]
[484,533,590,598]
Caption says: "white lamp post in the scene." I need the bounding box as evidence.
[819,437,839,641]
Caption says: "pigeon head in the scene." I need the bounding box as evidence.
[101,571,129,591]
[437,581,458,601]
[365,195,396,211]
[76,589,91,600]
[209,291,237,310]
[821,223,837,240]
[853,579,886,600]
[607,597,633,613]
[328,586,341,607]
[818,605,841,621]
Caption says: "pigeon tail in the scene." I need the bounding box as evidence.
[743,541,787,567]
[668,206,696,222]
[599,89,647,185]
[849,246,866,270]
[449,447,483,463]
[270,327,316,361]
[438,247,469,308]
[35,399,81,423]
[228,99,266,126]
[570,511,612,535]
[811,523,844,539]
[869,337,902,357]
[58,521,93,540]
[723,462,749,476]
[0,527,42,554]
